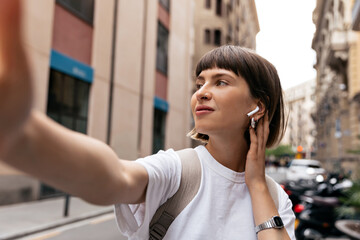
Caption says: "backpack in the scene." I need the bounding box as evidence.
[149,148,279,240]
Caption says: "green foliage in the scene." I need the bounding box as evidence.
[337,179,360,218]
[266,145,295,157]
[347,149,360,155]
[346,135,360,155]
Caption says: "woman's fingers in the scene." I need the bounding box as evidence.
[248,125,258,156]
[257,117,264,149]
[264,113,270,141]
[248,112,270,160]
[0,0,32,153]
[0,0,21,75]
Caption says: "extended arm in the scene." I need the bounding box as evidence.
[0,0,148,206]
[1,111,148,205]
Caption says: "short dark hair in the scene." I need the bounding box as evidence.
[189,45,286,148]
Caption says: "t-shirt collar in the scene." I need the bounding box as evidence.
[195,145,246,183]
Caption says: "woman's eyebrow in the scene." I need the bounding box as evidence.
[197,73,234,80]
[212,73,234,80]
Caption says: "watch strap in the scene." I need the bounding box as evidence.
[255,216,284,234]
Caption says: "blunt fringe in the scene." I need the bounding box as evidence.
[188,45,287,148]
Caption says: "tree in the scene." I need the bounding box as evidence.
[266,144,295,158]
[336,178,360,219]
[347,135,360,155]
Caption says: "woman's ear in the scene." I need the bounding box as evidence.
[254,101,266,121]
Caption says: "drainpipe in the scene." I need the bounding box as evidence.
[137,0,148,156]
[107,0,118,145]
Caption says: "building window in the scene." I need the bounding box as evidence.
[205,0,211,9]
[204,29,211,44]
[234,35,239,45]
[216,0,222,16]
[214,29,222,46]
[226,2,232,16]
[159,0,170,12]
[236,17,240,31]
[339,1,344,18]
[227,24,233,43]
[56,0,94,24]
[47,69,90,134]
[153,108,167,153]
[42,69,90,198]
[156,22,169,75]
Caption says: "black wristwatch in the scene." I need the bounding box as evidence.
[255,216,284,234]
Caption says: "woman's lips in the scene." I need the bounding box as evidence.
[195,105,214,116]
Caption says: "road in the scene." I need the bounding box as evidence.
[19,214,127,240]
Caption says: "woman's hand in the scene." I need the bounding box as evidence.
[0,0,32,154]
[246,114,291,239]
[245,113,270,189]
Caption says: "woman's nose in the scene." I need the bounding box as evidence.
[196,86,212,101]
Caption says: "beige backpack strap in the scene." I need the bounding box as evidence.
[149,148,201,240]
[265,175,279,210]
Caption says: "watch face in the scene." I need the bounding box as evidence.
[273,216,284,227]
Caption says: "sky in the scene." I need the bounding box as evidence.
[254,0,317,90]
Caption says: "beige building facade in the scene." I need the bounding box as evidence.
[282,79,316,159]
[192,0,259,74]
[312,0,360,177]
[0,0,194,205]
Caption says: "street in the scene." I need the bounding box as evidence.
[19,214,127,240]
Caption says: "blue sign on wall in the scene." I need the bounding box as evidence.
[50,50,93,83]
[154,97,169,112]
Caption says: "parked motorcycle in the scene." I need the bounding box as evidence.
[294,175,353,240]
[281,178,320,217]
[295,195,343,239]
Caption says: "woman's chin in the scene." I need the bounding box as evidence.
[195,128,212,136]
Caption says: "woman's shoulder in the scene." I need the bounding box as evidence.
[135,148,183,171]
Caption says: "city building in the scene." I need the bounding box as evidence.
[312,0,360,177]
[192,0,260,76]
[0,0,194,205]
[282,79,317,159]
[189,0,259,147]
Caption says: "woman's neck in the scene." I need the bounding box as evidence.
[205,134,249,172]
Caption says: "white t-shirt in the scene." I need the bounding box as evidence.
[114,145,296,239]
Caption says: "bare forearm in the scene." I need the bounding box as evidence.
[0,0,147,206]
[249,184,290,240]
[1,110,126,205]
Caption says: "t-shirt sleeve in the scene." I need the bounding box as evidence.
[277,184,296,240]
[114,149,182,238]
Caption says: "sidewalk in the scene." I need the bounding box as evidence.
[0,196,113,240]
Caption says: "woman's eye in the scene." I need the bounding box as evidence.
[216,81,227,86]
[196,83,203,90]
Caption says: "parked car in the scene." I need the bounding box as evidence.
[286,159,326,182]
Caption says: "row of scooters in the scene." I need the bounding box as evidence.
[281,173,357,240]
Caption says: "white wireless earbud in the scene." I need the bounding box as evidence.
[246,106,259,117]
[251,118,256,128]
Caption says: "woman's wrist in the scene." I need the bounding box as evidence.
[248,182,279,225]
[0,109,35,160]
[246,177,267,193]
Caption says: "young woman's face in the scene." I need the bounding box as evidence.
[191,68,257,137]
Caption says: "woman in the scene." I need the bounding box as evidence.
[0,1,294,239]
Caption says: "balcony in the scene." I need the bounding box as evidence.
[325,30,348,71]
[352,0,360,30]
[330,30,348,52]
